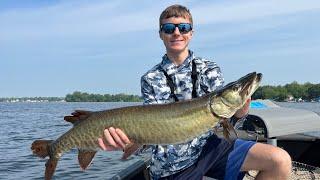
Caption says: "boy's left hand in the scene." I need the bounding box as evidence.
[234,98,251,119]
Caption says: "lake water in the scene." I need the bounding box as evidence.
[0,102,143,180]
[1,102,320,179]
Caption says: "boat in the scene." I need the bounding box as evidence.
[110,100,320,179]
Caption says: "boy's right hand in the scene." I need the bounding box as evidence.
[65,111,131,151]
[98,127,131,151]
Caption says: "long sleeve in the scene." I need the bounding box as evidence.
[199,60,224,93]
[140,76,158,105]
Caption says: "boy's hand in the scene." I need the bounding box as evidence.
[98,127,131,151]
[234,98,251,119]
[65,111,131,151]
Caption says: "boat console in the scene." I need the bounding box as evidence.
[111,100,320,179]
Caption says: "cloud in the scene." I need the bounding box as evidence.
[0,1,158,41]
[1,0,320,42]
[0,0,320,96]
[192,0,320,25]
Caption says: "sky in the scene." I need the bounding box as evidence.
[1,0,320,97]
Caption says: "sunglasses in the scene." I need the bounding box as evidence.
[160,23,192,34]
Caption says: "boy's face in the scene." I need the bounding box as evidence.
[159,17,193,55]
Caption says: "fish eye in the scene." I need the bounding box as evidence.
[232,84,240,91]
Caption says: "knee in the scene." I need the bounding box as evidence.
[270,147,292,175]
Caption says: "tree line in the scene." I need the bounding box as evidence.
[0,97,64,102]
[66,81,320,103]
[252,81,320,101]
[2,82,320,103]
[65,91,142,102]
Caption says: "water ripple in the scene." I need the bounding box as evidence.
[1,102,144,179]
[3,102,318,179]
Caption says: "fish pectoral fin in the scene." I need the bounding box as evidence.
[64,110,93,125]
[122,143,142,160]
[78,149,97,170]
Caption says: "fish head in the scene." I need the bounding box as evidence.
[210,72,262,118]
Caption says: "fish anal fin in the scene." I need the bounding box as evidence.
[78,149,96,170]
[122,143,142,160]
[31,140,53,158]
[64,110,93,125]
[45,158,58,180]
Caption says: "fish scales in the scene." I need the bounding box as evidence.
[54,95,216,156]
[31,72,262,180]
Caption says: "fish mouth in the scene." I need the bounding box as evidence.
[212,72,262,108]
[256,73,262,82]
[239,72,262,98]
[209,72,262,119]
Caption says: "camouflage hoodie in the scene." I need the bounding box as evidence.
[140,50,224,178]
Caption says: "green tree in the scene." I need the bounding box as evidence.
[284,81,306,99]
[307,84,320,100]
[65,91,142,102]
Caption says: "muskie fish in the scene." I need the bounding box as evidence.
[31,72,262,180]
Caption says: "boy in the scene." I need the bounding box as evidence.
[87,4,291,180]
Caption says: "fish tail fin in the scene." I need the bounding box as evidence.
[45,158,59,180]
[220,118,238,141]
[31,140,58,180]
[31,140,53,158]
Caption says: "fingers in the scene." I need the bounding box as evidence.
[98,138,108,150]
[97,129,121,151]
[246,97,251,104]
[108,128,126,149]
[234,98,251,118]
[104,127,122,148]
[115,128,131,145]
[97,138,118,151]
[244,98,251,110]
[242,98,251,110]
[98,127,131,151]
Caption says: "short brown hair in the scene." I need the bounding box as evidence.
[159,4,193,28]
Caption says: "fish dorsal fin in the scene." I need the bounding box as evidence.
[122,143,142,160]
[64,110,93,125]
[78,149,97,170]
